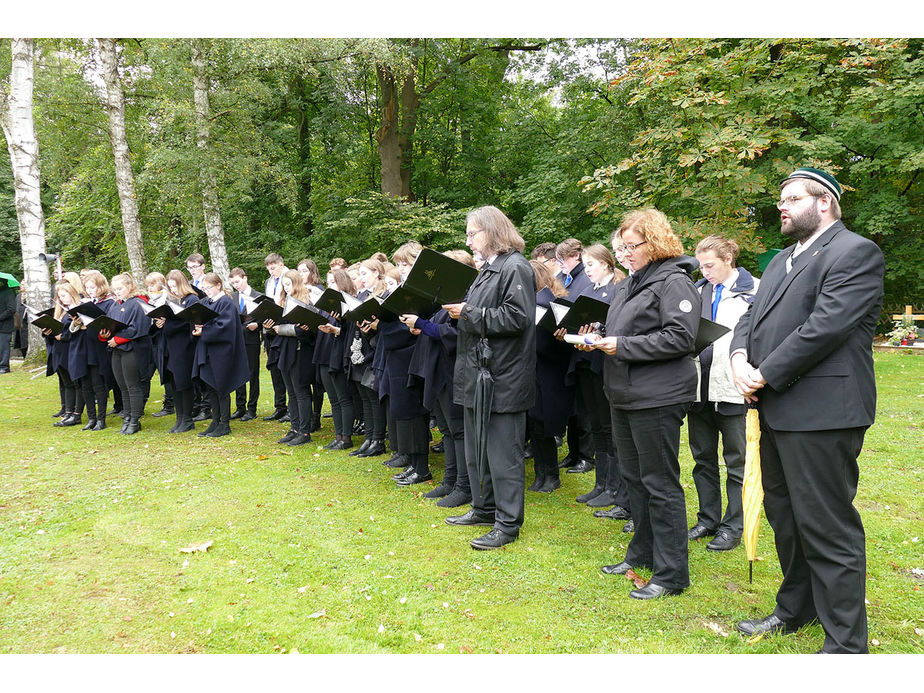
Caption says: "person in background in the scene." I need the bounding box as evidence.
[155,270,200,434]
[82,271,117,422]
[47,281,85,427]
[229,267,263,423]
[0,277,15,374]
[686,235,759,552]
[192,272,249,438]
[316,269,357,450]
[296,259,325,432]
[262,253,289,422]
[146,271,174,419]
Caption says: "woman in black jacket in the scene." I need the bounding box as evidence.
[154,270,200,434]
[580,208,699,599]
[443,206,536,550]
[101,273,154,435]
[315,269,356,450]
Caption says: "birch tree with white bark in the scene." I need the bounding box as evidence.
[191,39,229,283]
[97,38,147,281]
[1,38,51,356]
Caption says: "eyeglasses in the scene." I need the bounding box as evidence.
[465,228,483,239]
[614,240,647,254]
[776,194,818,210]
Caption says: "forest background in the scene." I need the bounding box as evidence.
[2,38,922,330]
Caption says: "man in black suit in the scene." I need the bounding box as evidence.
[229,267,262,421]
[261,253,289,421]
[730,168,884,654]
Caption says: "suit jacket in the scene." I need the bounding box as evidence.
[731,221,884,431]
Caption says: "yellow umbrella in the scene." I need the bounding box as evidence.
[742,406,764,583]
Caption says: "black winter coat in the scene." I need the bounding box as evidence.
[602,257,699,410]
[108,296,156,381]
[453,251,536,413]
[157,294,198,391]
[192,293,250,397]
[529,288,575,436]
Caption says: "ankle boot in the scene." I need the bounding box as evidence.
[360,439,386,457]
[350,438,373,457]
[528,459,545,492]
[198,418,219,437]
[585,453,615,507]
[81,418,98,431]
[122,417,141,435]
[539,455,561,493]
[310,413,322,432]
[92,418,106,431]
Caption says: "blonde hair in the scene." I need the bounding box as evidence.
[360,258,388,297]
[62,271,84,298]
[613,208,684,262]
[695,235,739,265]
[82,270,110,299]
[279,269,310,306]
[393,241,422,266]
[166,269,198,299]
[111,272,144,298]
[443,249,475,268]
[200,272,229,297]
[466,206,525,256]
[530,260,568,298]
[145,271,166,293]
[53,281,82,319]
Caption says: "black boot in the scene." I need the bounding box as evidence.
[81,418,98,431]
[92,418,107,431]
[198,418,219,437]
[383,451,408,468]
[310,413,322,432]
[538,446,561,492]
[528,458,545,492]
[122,417,141,435]
[286,431,312,446]
[359,440,386,457]
[350,438,373,457]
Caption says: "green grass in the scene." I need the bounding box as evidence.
[0,353,921,653]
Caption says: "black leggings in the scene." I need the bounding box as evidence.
[58,368,84,414]
[357,382,386,439]
[281,360,312,434]
[111,349,143,418]
[79,364,108,420]
[320,367,353,436]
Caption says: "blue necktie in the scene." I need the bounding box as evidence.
[711,283,724,321]
[239,295,245,312]
[563,274,573,288]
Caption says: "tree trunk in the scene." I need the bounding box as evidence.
[97,38,147,282]
[191,39,230,283]
[1,38,51,357]
[398,58,419,201]
[375,64,403,198]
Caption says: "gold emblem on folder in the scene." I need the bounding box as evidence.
[425,269,436,280]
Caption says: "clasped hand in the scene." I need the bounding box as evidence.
[731,353,766,402]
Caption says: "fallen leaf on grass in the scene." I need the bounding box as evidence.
[307,610,326,619]
[377,624,385,634]
[179,540,213,554]
[256,455,269,461]
[297,585,308,593]
[625,569,647,589]
[914,628,924,636]
[703,621,729,637]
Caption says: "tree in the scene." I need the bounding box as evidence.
[191,39,230,282]
[1,38,52,356]
[97,38,147,281]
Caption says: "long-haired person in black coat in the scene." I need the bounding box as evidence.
[153,270,201,434]
[81,271,117,424]
[191,272,250,438]
[527,260,574,493]
[296,259,326,432]
[264,269,315,447]
[403,249,475,507]
[346,258,388,458]
[46,281,85,428]
[315,268,357,450]
[562,244,630,515]
[101,273,154,435]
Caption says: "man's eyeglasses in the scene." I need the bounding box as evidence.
[465,229,482,239]
[776,194,819,210]
[614,240,647,254]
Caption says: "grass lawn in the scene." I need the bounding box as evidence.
[0,352,921,654]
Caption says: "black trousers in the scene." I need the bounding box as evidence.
[688,405,746,535]
[320,367,353,437]
[235,340,261,413]
[434,386,467,491]
[577,367,629,508]
[265,339,287,411]
[79,364,108,420]
[760,424,868,653]
[357,382,386,440]
[464,408,526,537]
[394,415,430,474]
[206,386,231,425]
[280,360,312,434]
[111,350,143,419]
[611,403,690,590]
[58,367,84,414]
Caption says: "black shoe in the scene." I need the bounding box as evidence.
[310,415,322,432]
[358,440,386,457]
[286,432,312,446]
[151,408,174,418]
[54,413,78,427]
[554,436,563,447]
[120,418,130,434]
[350,439,372,457]
[170,422,195,433]
[81,419,98,431]
[230,409,245,420]
[383,453,408,468]
[688,524,717,541]
[392,466,414,481]
[193,411,211,422]
[122,418,141,435]
[198,420,219,437]
[328,440,349,450]
[446,509,495,526]
[436,489,472,508]
[622,519,635,533]
[422,482,453,499]
[538,477,561,493]
[601,561,634,575]
[575,486,603,504]
[586,490,618,508]
[558,452,578,470]
[567,458,595,474]
[107,408,121,417]
[92,418,106,431]
[240,411,256,422]
[630,583,683,600]
[735,614,795,637]
[430,440,444,454]
[594,505,630,520]
[205,423,232,437]
[523,443,533,460]
[471,528,516,550]
[51,407,65,418]
[527,476,544,492]
[707,530,741,552]
[396,471,432,486]
[278,431,298,444]
[279,413,291,423]
[263,409,286,421]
